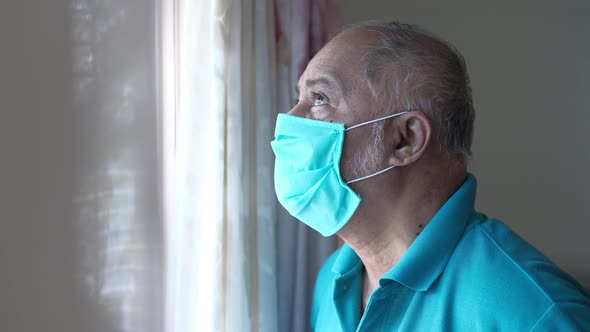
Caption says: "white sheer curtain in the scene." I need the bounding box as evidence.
[161,0,279,331]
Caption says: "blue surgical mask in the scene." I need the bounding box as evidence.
[271,111,409,236]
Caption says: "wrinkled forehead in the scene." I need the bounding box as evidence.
[298,28,378,93]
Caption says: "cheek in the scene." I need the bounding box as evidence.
[339,130,366,176]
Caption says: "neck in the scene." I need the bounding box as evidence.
[337,161,467,298]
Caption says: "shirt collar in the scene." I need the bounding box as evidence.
[331,242,362,278]
[330,174,477,290]
[382,174,477,291]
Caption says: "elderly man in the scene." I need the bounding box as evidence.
[271,21,590,331]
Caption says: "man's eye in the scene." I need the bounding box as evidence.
[312,93,329,106]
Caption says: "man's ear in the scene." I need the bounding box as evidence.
[387,112,432,166]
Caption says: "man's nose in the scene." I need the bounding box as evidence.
[287,103,310,118]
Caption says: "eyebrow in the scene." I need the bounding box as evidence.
[295,75,343,95]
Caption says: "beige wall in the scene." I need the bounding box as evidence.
[0,1,80,331]
[341,0,590,287]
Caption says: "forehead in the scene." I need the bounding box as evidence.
[298,28,378,92]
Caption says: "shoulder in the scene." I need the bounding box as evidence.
[447,215,590,329]
[470,217,587,304]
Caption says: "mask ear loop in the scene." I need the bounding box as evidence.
[344,110,414,184]
[346,165,397,184]
[344,111,411,132]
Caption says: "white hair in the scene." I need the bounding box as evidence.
[347,21,475,159]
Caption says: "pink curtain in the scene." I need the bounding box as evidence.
[275,0,341,79]
[291,0,341,77]
[273,1,341,331]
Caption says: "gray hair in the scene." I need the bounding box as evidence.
[347,21,475,159]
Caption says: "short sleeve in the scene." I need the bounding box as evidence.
[529,302,590,332]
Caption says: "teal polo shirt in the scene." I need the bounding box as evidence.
[311,175,590,331]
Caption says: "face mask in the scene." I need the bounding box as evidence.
[270,111,409,236]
